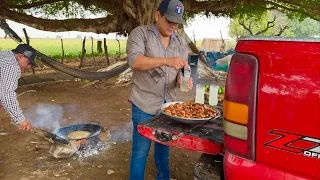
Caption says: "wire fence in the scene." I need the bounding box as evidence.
[0,33,127,75]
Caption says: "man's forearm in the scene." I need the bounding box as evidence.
[132,55,167,70]
[0,91,25,123]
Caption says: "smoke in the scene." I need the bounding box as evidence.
[62,104,89,125]
[24,103,134,143]
[24,103,93,133]
[109,122,133,142]
[24,103,63,132]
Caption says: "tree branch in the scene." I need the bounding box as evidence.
[0,7,123,34]
[239,20,253,35]
[256,16,276,35]
[274,25,290,36]
[4,0,63,9]
[122,0,136,19]
[79,0,120,15]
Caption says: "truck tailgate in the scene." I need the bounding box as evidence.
[237,39,320,179]
[138,114,224,154]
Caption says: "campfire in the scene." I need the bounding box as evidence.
[45,126,111,159]
[70,138,88,144]
[23,103,128,159]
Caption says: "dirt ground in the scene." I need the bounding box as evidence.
[0,79,202,180]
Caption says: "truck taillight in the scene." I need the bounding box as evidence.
[223,53,259,161]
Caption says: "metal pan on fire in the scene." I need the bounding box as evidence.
[159,101,220,124]
[55,121,102,141]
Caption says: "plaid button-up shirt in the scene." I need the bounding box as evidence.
[0,50,25,123]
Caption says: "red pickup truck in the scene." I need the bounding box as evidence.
[196,36,320,180]
[138,36,320,180]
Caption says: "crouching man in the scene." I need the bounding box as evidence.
[0,44,37,131]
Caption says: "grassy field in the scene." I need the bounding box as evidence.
[0,38,127,60]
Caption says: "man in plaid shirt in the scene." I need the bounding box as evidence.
[0,44,37,131]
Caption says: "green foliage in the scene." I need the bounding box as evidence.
[289,18,320,37]
[229,2,267,20]
[228,11,320,38]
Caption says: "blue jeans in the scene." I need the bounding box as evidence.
[129,103,170,180]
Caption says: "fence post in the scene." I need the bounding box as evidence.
[79,36,86,69]
[97,41,102,54]
[23,28,35,74]
[116,39,120,60]
[104,38,110,66]
[61,39,65,64]
[91,37,94,55]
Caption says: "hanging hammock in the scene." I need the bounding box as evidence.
[0,19,130,81]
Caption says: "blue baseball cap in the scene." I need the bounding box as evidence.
[13,44,37,67]
[158,0,186,25]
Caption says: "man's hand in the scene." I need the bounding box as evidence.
[177,75,193,90]
[187,77,193,90]
[164,57,187,70]
[18,120,32,131]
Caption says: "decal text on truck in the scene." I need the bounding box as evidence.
[264,130,320,159]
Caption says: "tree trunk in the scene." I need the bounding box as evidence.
[116,39,120,60]
[79,37,86,69]
[60,39,64,64]
[104,38,109,66]
[97,41,103,54]
[91,37,94,55]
